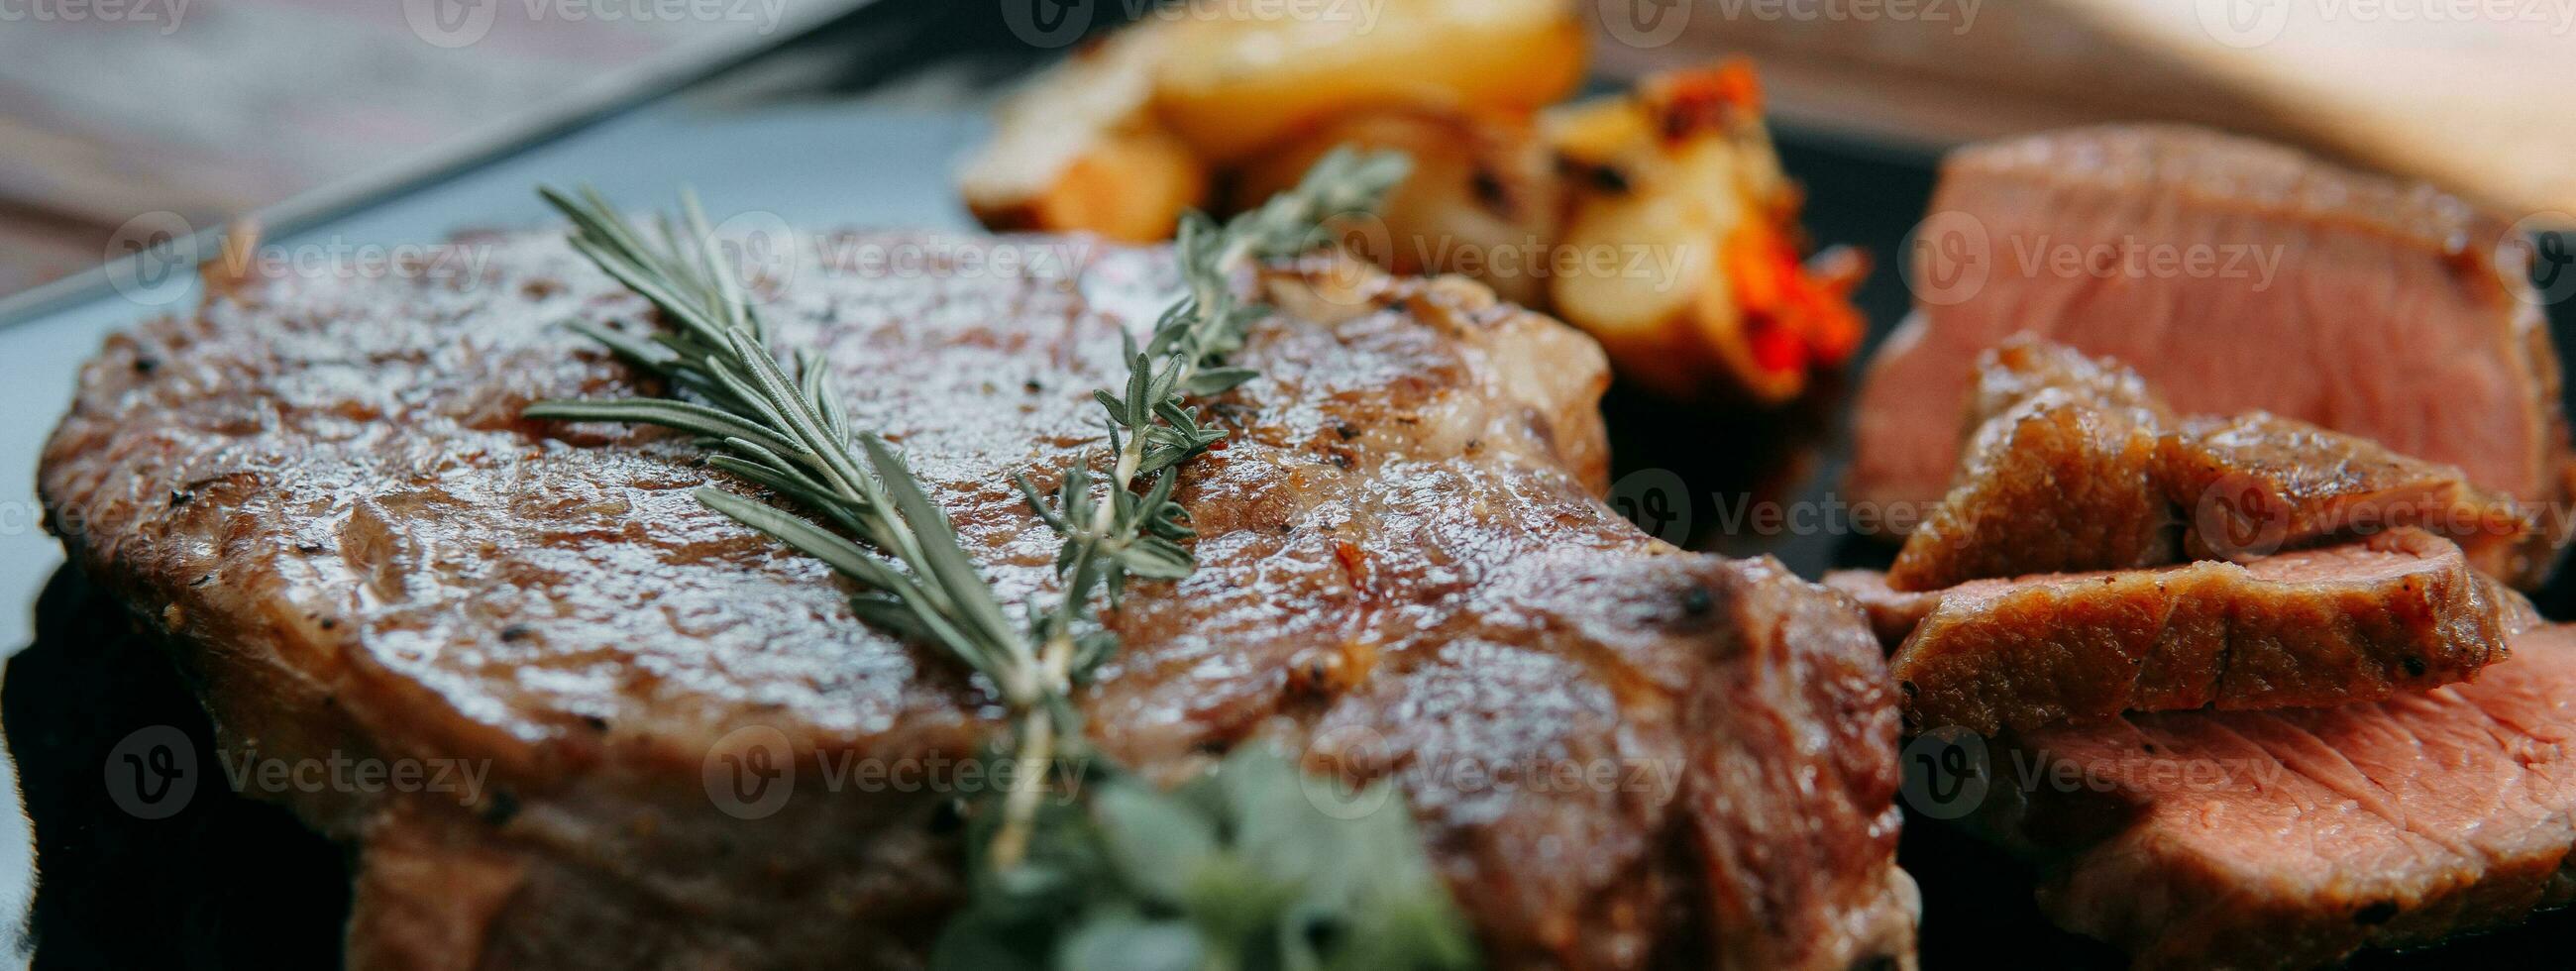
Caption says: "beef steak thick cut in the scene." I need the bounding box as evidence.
[1836,529,2512,733]
[36,231,1915,970]
[1972,620,2576,969]
[1848,124,2573,586]
[1887,337,2536,591]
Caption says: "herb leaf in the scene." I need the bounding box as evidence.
[936,745,1475,971]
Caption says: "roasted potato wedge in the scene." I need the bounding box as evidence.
[1545,62,1865,402]
[1149,0,1587,162]
[958,29,1209,243]
[1226,107,1559,305]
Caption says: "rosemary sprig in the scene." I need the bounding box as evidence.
[524,188,1047,715]
[999,147,1409,866]
[525,148,1461,969]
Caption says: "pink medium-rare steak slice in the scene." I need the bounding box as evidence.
[1977,621,2576,969]
[37,231,1916,970]
[1886,337,2536,591]
[1847,124,2573,579]
[1875,529,2510,734]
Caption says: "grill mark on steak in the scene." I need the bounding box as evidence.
[1833,529,2512,733]
[39,232,1914,970]
[1847,124,2575,588]
[1887,337,2537,592]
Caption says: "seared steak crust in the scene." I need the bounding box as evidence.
[1886,384,2178,591]
[1862,530,2508,734]
[1981,622,2576,970]
[2167,411,2533,568]
[1849,125,2574,587]
[39,232,1913,970]
[1888,338,2535,591]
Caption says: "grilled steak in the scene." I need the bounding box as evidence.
[1885,348,2178,591]
[1840,529,2510,733]
[1888,338,2535,591]
[2167,411,2533,567]
[36,232,1917,970]
[1973,620,2576,969]
[1821,571,1934,647]
[1847,125,2574,586]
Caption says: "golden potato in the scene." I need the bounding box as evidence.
[958,29,1210,243]
[1544,62,1864,402]
[1226,107,1559,305]
[1149,0,1587,163]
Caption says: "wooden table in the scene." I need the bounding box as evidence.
[0,0,852,297]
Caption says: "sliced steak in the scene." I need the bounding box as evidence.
[1847,124,2573,586]
[1976,621,2576,969]
[1884,529,2510,734]
[1887,337,2535,591]
[2168,410,2533,568]
[1885,382,2179,592]
[37,232,1915,970]
[1962,330,2167,426]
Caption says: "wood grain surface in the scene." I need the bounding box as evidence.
[0,0,835,296]
[1590,0,2576,221]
